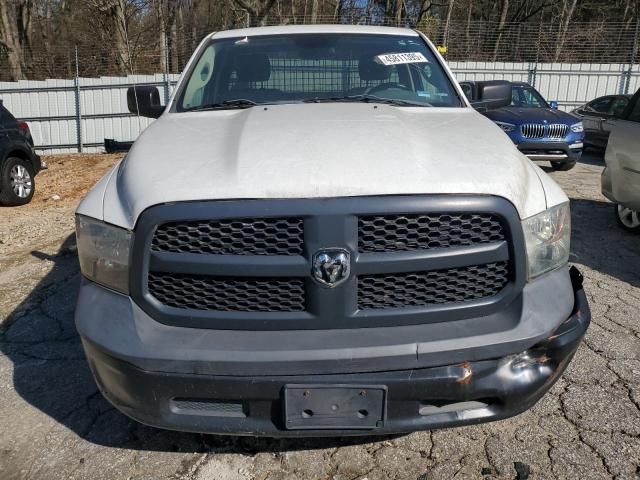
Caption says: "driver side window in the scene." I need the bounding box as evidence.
[522,89,542,107]
[609,97,629,118]
[586,97,612,114]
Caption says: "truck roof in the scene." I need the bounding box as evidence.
[210,24,419,40]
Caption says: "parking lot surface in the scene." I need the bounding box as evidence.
[0,153,639,480]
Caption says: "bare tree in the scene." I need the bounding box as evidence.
[87,0,133,74]
[231,0,277,26]
[0,0,33,80]
[3,0,640,81]
[396,0,403,25]
[553,0,577,61]
[154,0,168,72]
[464,0,473,56]
[443,0,455,47]
[333,0,342,21]
[491,0,509,60]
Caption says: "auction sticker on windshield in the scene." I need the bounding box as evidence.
[375,52,428,65]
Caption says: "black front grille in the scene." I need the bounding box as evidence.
[358,262,510,310]
[358,213,504,253]
[148,272,305,312]
[152,217,304,256]
[134,197,523,330]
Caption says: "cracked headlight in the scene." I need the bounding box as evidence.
[522,203,571,280]
[494,121,516,132]
[570,122,584,133]
[76,215,132,294]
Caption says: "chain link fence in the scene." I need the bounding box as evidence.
[3,18,640,81]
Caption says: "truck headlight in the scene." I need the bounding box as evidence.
[522,203,570,279]
[76,215,132,294]
[494,121,516,132]
[570,122,584,133]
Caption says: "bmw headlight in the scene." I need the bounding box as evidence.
[494,121,516,132]
[76,215,132,294]
[522,203,571,279]
[570,122,584,133]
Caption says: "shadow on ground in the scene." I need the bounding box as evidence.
[578,148,606,167]
[0,235,393,453]
[570,197,640,288]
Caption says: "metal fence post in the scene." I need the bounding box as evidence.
[162,34,170,104]
[619,68,631,95]
[74,46,83,153]
[623,19,639,94]
[162,71,170,104]
[527,63,537,87]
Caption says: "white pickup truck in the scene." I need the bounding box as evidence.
[75,25,590,436]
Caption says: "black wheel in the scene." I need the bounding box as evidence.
[551,161,576,171]
[0,157,36,206]
[615,204,640,232]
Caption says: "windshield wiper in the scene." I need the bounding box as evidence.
[303,95,430,107]
[184,99,258,111]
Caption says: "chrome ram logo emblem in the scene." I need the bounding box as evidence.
[312,249,351,288]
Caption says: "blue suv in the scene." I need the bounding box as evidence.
[461,81,584,171]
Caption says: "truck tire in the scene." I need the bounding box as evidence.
[551,161,576,171]
[0,157,36,206]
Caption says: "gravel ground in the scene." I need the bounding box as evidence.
[1,152,639,480]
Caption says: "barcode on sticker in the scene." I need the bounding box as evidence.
[375,52,428,66]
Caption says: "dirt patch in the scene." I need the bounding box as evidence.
[0,153,122,258]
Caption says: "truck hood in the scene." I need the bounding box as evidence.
[94,104,554,229]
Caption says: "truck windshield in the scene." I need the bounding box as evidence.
[177,33,462,111]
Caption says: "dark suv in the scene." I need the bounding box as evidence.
[0,100,42,205]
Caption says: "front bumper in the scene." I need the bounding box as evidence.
[79,269,590,437]
[511,138,583,163]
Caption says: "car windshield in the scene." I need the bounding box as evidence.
[177,33,462,111]
[510,86,549,108]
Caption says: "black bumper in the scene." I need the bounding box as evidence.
[82,270,590,437]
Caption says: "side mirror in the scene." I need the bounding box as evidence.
[549,100,559,109]
[458,81,476,101]
[127,86,164,119]
[470,81,512,111]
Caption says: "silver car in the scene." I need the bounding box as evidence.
[601,88,640,231]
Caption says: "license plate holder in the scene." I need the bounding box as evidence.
[284,384,386,430]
